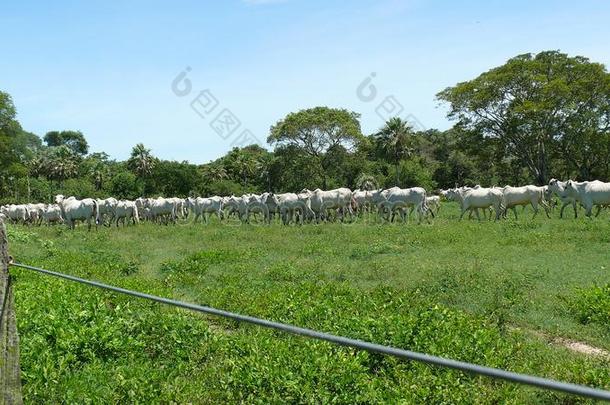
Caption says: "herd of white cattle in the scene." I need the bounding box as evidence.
[1,179,610,229]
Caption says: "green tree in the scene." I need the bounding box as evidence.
[47,146,79,185]
[43,130,89,155]
[437,51,610,184]
[127,143,156,179]
[374,117,415,186]
[268,106,363,188]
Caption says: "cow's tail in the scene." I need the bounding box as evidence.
[93,199,100,226]
[133,205,140,224]
[422,190,434,218]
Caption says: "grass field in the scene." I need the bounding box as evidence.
[6,204,610,403]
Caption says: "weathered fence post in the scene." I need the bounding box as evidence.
[0,218,23,405]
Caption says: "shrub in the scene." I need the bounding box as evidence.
[571,284,610,325]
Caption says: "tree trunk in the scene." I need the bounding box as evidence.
[395,163,400,186]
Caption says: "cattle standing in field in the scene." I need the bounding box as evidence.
[55,195,98,230]
[186,196,224,224]
[500,185,550,219]
[565,180,610,218]
[42,204,64,225]
[114,200,140,226]
[2,204,30,224]
[425,195,441,216]
[376,187,429,224]
[26,203,46,225]
[149,197,178,224]
[274,193,315,225]
[301,188,355,223]
[447,187,503,221]
[97,197,119,226]
[548,179,578,218]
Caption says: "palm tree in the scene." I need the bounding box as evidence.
[49,145,78,186]
[355,173,378,191]
[374,117,414,186]
[233,152,257,186]
[127,143,156,178]
[256,155,275,191]
[202,163,228,182]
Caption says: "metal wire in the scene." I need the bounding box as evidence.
[9,261,610,402]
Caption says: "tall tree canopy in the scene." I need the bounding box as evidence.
[374,117,415,185]
[43,130,89,155]
[127,143,156,178]
[267,106,363,157]
[437,51,610,184]
[268,107,363,188]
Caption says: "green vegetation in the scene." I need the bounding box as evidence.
[3,50,610,204]
[7,206,610,403]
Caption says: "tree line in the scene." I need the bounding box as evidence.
[1,50,609,204]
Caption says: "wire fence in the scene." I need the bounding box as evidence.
[8,261,610,402]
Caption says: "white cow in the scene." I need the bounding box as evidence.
[500,185,550,219]
[275,193,315,225]
[245,193,273,224]
[97,197,119,226]
[114,200,140,226]
[3,204,30,224]
[447,187,503,221]
[425,195,441,216]
[548,179,578,218]
[352,189,372,216]
[223,196,248,223]
[26,203,46,225]
[149,197,178,224]
[42,204,64,225]
[186,196,224,224]
[167,197,188,219]
[55,195,98,230]
[376,187,429,223]
[303,188,354,222]
[565,180,610,218]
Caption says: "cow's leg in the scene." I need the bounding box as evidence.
[585,203,593,218]
[531,202,539,219]
[595,205,603,217]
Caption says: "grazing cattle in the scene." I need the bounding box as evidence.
[2,204,30,224]
[114,200,140,226]
[97,197,119,225]
[501,185,550,219]
[186,196,224,224]
[223,196,249,223]
[565,180,610,218]
[26,203,45,225]
[167,197,188,219]
[447,187,503,221]
[42,204,64,225]
[55,195,98,230]
[245,193,272,224]
[275,193,314,225]
[425,195,441,216]
[548,179,578,218]
[376,187,429,223]
[303,188,354,222]
[149,197,178,224]
[352,189,372,215]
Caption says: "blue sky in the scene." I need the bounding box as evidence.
[2,0,609,163]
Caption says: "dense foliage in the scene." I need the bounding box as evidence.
[2,50,610,204]
[7,208,610,403]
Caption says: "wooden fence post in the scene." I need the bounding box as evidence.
[0,218,23,405]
